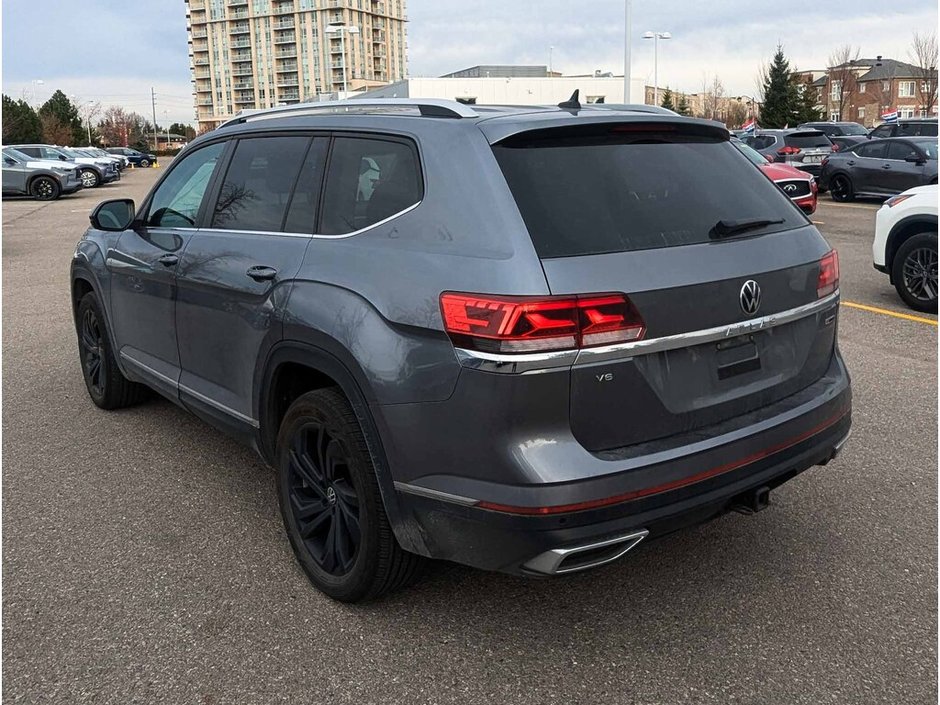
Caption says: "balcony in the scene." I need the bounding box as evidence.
[192,29,208,38]
[198,98,214,106]
[227,0,248,4]
[373,47,386,58]
[230,23,250,34]
[235,95,256,105]
[229,9,249,19]
[274,4,295,14]
[231,52,253,62]
[274,31,296,44]
[330,41,343,54]
[372,29,385,42]
[279,91,300,101]
[196,81,213,92]
[231,39,251,48]
[194,57,210,65]
[275,48,297,58]
[232,67,254,76]
[189,0,206,8]
[371,1,385,14]
[273,19,294,29]
[276,62,298,72]
[328,13,343,23]
[194,70,210,78]
[193,42,209,52]
[233,81,254,90]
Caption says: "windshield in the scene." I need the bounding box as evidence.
[840,124,869,136]
[60,148,82,158]
[914,141,938,159]
[785,132,831,148]
[493,125,805,258]
[4,148,32,162]
[732,139,769,166]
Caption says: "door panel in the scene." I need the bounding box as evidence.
[852,142,888,193]
[884,141,927,193]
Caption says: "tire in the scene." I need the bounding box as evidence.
[76,292,150,409]
[830,173,854,202]
[139,158,150,168]
[277,388,425,602]
[892,232,938,313]
[80,168,100,188]
[29,175,60,201]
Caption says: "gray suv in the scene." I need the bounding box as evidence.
[70,97,852,602]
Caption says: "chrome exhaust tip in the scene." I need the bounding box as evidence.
[523,529,649,576]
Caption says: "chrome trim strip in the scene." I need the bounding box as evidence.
[453,291,840,372]
[523,530,650,575]
[178,382,260,428]
[393,481,478,506]
[119,352,260,428]
[576,290,840,365]
[119,351,179,388]
[453,347,578,374]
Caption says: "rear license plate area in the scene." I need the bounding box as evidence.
[716,336,761,380]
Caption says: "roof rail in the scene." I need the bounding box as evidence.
[218,98,478,128]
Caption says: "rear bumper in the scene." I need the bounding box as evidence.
[387,353,851,575]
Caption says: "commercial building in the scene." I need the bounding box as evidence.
[187,0,408,131]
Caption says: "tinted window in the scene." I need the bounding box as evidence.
[147,142,224,227]
[913,141,938,159]
[855,142,888,159]
[886,142,921,161]
[840,123,869,136]
[898,122,938,137]
[320,137,422,235]
[493,126,804,258]
[211,136,309,231]
[870,125,894,139]
[746,135,776,150]
[733,140,768,166]
[784,132,831,148]
[284,138,329,234]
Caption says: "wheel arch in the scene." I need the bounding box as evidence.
[886,214,939,274]
[26,172,60,194]
[256,340,428,555]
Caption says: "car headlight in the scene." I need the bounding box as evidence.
[886,194,914,208]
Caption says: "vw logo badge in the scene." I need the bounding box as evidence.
[740,280,761,316]
[326,486,337,505]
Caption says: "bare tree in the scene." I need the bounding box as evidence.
[39,113,73,145]
[909,31,939,116]
[700,73,725,121]
[827,45,861,119]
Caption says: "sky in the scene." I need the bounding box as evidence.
[2,0,937,126]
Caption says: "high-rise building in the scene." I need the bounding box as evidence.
[187,0,408,131]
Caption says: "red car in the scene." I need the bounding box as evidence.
[733,138,818,215]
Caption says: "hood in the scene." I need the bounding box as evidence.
[759,161,812,181]
[24,158,80,170]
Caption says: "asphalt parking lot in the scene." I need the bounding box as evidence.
[2,170,937,704]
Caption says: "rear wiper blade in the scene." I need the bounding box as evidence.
[709,218,785,239]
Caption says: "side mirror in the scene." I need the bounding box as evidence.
[905,154,926,164]
[59,155,69,161]
[4,157,16,166]
[90,199,136,231]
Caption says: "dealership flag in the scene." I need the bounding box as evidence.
[881,108,899,123]
[742,118,756,134]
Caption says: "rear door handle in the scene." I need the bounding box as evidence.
[246,265,278,282]
[846,160,855,166]
[158,253,179,267]
[882,164,892,169]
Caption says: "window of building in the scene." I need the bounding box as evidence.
[883,81,891,92]
[859,82,866,93]
[900,107,916,118]
[830,80,841,100]
[586,96,606,104]
[857,106,865,120]
[899,81,916,97]
[320,137,422,235]
[829,111,841,121]
[455,96,477,104]
[211,136,311,231]
[147,143,224,228]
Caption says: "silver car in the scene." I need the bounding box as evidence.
[2,147,83,200]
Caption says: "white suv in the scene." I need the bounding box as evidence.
[873,184,938,312]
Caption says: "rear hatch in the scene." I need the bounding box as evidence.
[493,120,838,452]
[782,130,832,169]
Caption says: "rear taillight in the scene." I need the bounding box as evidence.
[817,250,840,298]
[777,145,801,155]
[440,292,645,353]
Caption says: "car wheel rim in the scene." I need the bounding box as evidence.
[81,171,97,187]
[902,246,938,302]
[287,421,361,576]
[832,177,847,198]
[35,180,54,198]
[80,308,105,396]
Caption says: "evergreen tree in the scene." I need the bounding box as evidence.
[760,45,799,127]
[791,75,822,124]
[38,90,85,144]
[660,87,675,111]
[676,94,691,116]
[2,95,43,143]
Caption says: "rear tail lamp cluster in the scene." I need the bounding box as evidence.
[777,145,802,155]
[817,250,840,298]
[440,293,646,354]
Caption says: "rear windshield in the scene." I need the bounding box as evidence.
[493,125,805,258]
[784,132,831,148]
[840,124,869,136]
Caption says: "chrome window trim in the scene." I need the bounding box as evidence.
[453,291,839,373]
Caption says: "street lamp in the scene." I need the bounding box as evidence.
[325,24,360,97]
[624,0,632,101]
[642,31,671,106]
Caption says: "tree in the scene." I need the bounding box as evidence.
[791,73,822,124]
[700,74,725,121]
[39,113,73,145]
[660,87,675,111]
[38,90,85,144]
[909,31,939,117]
[97,106,152,148]
[676,94,691,116]
[726,101,748,128]
[760,45,799,127]
[2,95,43,143]
[827,45,861,120]
[168,122,197,141]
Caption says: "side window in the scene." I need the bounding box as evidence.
[41,147,63,161]
[147,142,224,228]
[284,138,329,234]
[897,123,918,137]
[211,136,309,231]
[320,136,422,235]
[856,142,887,159]
[753,136,775,150]
[870,125,892,139]
[886,142,919,161]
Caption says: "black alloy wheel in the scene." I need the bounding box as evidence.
[80,305,106,399]
[30,175,60,201]
[830,174,854,202]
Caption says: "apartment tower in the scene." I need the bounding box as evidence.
[187,0,407,131]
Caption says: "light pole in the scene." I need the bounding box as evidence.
[325,24,360,97]
[642,31,671,106]
[163,110,170,150]
[549,46,554,77]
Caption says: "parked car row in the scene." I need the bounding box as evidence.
[105,146,158,168]
[732,138,818,214]
[819,138,937,202]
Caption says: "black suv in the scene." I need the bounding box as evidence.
[71,98,852,602]
[869,118,938,139]
[798,121,869,151]
[105,147,158,168]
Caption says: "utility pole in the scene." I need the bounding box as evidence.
[151,87,158,152]
[164,110,170,151]
[624,0,632,102]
